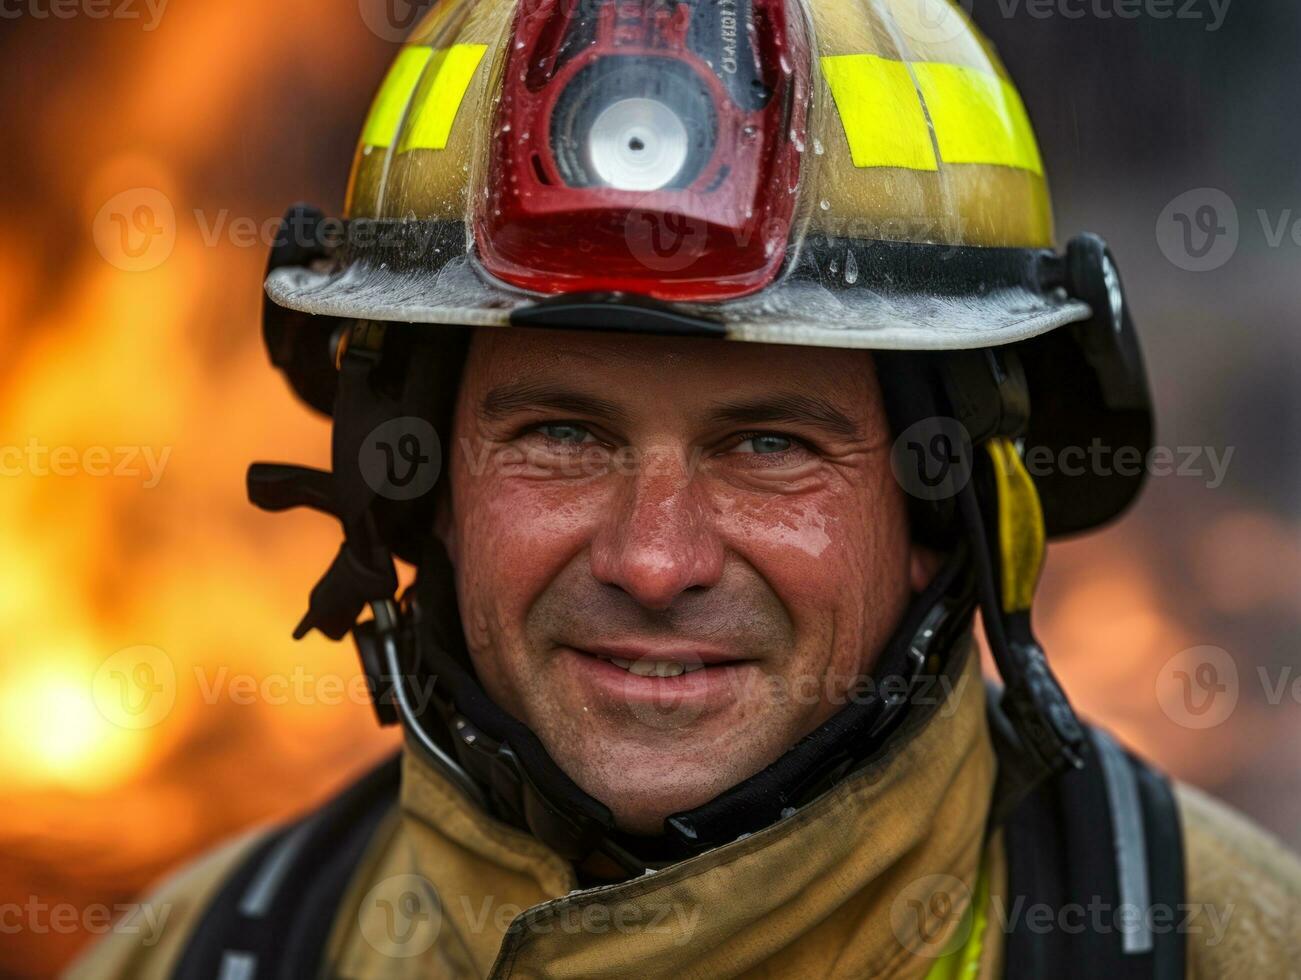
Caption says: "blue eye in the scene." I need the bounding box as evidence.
[738,434,793,454]
[538,423,593,445]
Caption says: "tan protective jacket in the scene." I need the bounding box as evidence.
[69,654,1301,979]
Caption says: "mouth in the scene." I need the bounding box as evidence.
[601,655,706,678]
[579,642,750,676]
[557,642,758,706]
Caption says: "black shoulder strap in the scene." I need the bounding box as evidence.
[172,753,402,980]
[1001,725,1186,980]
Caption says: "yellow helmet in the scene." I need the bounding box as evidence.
[267,0,1094,351]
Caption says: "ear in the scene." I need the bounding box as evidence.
[909,543,945,593]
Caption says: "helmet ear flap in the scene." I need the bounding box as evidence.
[262,203,346,417]
[1017,234,1154,536]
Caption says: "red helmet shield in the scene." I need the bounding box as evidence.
[474,0,813,301]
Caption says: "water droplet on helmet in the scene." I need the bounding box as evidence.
[813,138,825,156]
[819,199,830,211]
[844,249,859,285]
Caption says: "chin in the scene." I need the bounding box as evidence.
[553,730,765,836]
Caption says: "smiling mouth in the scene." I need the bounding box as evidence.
[602,656,707,678]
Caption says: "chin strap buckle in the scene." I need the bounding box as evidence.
[961,437,1086,811]
[247,327,406,641]
[246,461,398,640]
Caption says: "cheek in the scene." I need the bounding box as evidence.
[452,465,607,655]
[715,470,911,668]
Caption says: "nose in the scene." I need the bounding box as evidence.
[588,447,724,611]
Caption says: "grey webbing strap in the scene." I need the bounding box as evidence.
[1091,727,1154,954]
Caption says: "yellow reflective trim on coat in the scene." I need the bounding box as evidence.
[821,54,938,171]
[913,61,1044,175]
[399,43,489,153]
[924,851,990,980]
[987,438,1046,613]
[360,46,433,148]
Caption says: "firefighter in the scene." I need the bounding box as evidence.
[71,0,1300,976]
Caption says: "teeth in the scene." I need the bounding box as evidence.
[606,657,705,677]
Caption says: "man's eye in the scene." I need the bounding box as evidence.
[535,423,594,445]
[734,433,795,455]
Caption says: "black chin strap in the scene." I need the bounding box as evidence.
[371,539,977,873]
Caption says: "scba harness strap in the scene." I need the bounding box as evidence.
[172,721,1185,979]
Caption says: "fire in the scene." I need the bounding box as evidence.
[2,4,1296,977]
[0,654,147,792]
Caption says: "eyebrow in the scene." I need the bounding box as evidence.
[480,381,632,426]
[705,392,865,441]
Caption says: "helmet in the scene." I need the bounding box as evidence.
[253,0,1153,864]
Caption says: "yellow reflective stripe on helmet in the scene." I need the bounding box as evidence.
[361,46,433,148]
[399,43,489,153]
[822,55,1043,175]
[912,61,1044,175]
[987,438,1046,613]
[821,54,938,171]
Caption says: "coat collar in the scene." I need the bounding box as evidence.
[393,644,995,978]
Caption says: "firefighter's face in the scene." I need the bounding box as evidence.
[444,328,931,834]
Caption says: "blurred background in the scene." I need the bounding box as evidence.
[0,0,1297,975]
